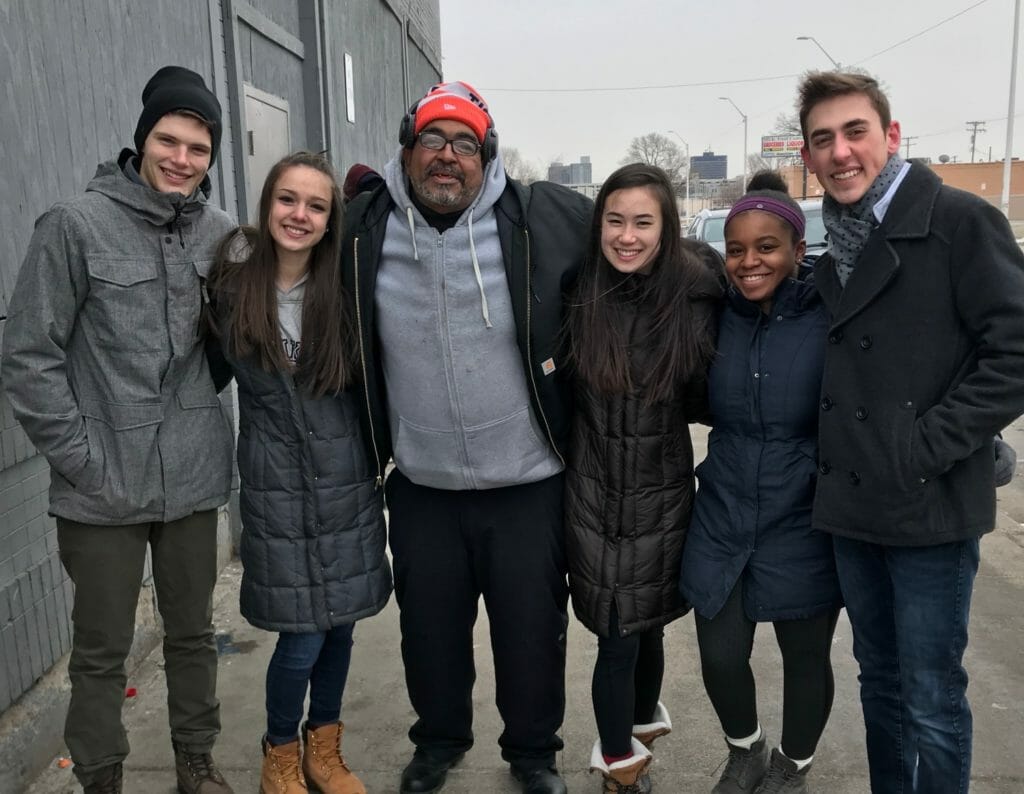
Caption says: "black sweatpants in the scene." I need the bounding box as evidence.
[591,604,665,757]
[386,469,569,768]
[694,579,839,760]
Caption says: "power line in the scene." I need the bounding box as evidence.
[852,0,991,65]
[480,1,991,94]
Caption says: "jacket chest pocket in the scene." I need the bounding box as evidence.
[84,258,163,349]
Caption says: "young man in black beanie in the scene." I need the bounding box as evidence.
[2,65,235,794]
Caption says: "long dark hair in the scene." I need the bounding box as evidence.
[210,150,353,397]
[567,163,715,404]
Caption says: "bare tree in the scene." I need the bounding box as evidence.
[621,133,687,195]
[501,146,540,184]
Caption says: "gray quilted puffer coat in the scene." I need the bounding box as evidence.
[208,313,392,632]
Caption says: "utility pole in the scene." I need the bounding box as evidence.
[965,120,987,163]
[903,136,918,159]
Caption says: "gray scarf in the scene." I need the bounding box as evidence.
[822,154,905,287]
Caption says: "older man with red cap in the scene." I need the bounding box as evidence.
[341,81,591,794]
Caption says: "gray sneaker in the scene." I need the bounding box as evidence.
[753,749,810,794]
[712,735,770,793]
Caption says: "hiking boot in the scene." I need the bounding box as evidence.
[173,741,234,794]
[260,737,307,794]
[712,735,769,793]
[589,738,653,794]
[82,763,123,794]
[632,701,672,750]
[302,721,365,794]
[752,749,810,794]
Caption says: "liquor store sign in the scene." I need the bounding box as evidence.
[761,135,803,158]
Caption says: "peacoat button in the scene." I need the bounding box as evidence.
[828,330,843,344]
[860,335,873,350]
[849,471,861,485]
[820,396,834,411]
[819,461,831,475]
[855,407,869,420]
[164,236,173,244]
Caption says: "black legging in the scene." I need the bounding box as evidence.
[694,579,839,760]
[591,604,666,757]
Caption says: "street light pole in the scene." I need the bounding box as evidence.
[1001,0,1020,218]
[667,129,691,216]
[719,97,748,193]
[796,36,841,68]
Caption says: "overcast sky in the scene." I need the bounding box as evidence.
[439,0,1022,182]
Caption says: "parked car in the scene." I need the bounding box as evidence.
[685,208,730,254]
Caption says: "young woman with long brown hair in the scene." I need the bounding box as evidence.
[565,163,722,793]
[206,151,391,794]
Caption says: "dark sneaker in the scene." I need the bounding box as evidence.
[173,741,234,794]
[753,748,810,794]
[510,764,568,794]
[712,735,770,794]
[399,751,464,794]
[82,763,123,794]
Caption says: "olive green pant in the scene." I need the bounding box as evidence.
[57,510,221,783]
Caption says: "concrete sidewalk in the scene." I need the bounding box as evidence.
[23,426,1024,792]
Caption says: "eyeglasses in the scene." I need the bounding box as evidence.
[416,131,481,157]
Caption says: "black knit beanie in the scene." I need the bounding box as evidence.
[133,66,222,164]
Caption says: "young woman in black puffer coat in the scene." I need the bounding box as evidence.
[680,189,842,794]
[565,163,722,793]
[206,151,391,794]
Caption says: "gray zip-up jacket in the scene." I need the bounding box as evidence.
[374,150,562,490]
[1,151,236,524]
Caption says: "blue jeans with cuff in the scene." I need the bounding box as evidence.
[265,624,355,745]
[833,535,979,794]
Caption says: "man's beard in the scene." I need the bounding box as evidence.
[412,165,473,210]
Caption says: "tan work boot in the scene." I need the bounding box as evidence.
[589,738,653,793]
[260,737,308,794]
[302,721,365,794]
[632,701,673,750]
[173,741,234,793]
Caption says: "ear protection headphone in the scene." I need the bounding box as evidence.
[398,100,499,166]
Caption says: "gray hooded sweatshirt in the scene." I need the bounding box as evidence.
[374,150,562,490]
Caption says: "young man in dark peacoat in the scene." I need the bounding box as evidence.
[799,71,1024,794]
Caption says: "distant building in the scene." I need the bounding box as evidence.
[691,150,728,180]
[548,155,592,185]
[776,159,1024,219]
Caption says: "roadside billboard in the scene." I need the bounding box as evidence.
[761,134,803,158]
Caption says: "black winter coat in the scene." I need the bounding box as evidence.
[680,279,841,621]
[566,269,720,638]
[813,165,1024,546]
[341,178,592,479]
[207,305,392,633]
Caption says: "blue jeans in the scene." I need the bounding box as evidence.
[833,536,980,794]
[265,624,355,744]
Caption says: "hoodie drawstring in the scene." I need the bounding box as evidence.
[467,209,492,328]
[406,207,419,261]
